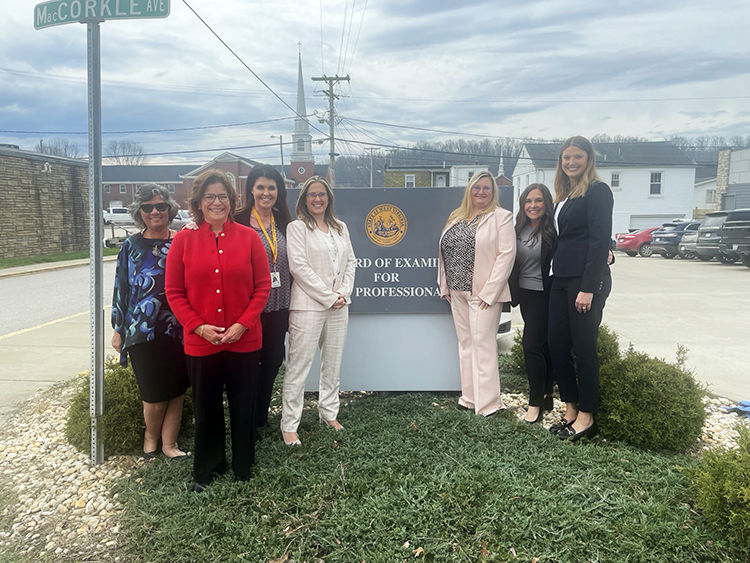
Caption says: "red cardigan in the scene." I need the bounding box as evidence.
[166,220,271,357]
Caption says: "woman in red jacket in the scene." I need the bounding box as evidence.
[166,169,270,492]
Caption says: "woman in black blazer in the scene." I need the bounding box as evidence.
[509,184,557,424]
[547,136,613,441]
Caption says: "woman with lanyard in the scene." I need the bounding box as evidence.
[235,165,292,430]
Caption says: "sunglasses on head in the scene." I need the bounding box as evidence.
[140,203,169,213]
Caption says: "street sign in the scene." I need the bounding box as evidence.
[34,0,170,466]
[34,0,169,29]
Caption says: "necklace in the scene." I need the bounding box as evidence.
[145,230,172,256]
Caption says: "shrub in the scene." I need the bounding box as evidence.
[692,425,750,547]
[66,357,193,456]
[598,347,705,452]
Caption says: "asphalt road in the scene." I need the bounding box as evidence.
[0,263,116,335]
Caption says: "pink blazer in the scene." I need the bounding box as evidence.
[437,207,517,304]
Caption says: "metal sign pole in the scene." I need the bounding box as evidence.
[86,19,104,465]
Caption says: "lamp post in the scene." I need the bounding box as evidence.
[271,135,284,176]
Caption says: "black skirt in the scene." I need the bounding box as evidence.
[128,338,189,403]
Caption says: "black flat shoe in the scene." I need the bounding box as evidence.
[523,409,544,424]
[166,452,190,461]
[193,482,209,493]
[549,418,576,434]
[142,450,159,460]
[557,422,598,442]
[456,403,472,412]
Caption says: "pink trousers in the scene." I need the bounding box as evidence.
[449,290,504,415]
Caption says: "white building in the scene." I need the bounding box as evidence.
[694,162,718,213]
[724,148,750,209]
[512,142,696,234]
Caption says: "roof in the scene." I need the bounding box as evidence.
[695,161,718,183]
[522,141,695,169]
[0,145,87,166]
[182,152,264,177]
[102,164,197,182]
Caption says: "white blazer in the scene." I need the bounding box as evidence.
[287,219,357,311]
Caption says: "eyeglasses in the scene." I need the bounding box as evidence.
[471,185,492,193]
[140,202,169,213]
[307,192,328,200]
[203,193,229,202]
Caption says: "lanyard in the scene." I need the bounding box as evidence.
[252,207,277,264]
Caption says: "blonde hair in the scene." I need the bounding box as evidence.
[553,136,601,202]
[444,171,498,229]
[295,176,343,234]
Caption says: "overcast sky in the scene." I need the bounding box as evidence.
[2,0,748,164]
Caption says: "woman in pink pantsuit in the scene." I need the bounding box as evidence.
[438,172,516,416]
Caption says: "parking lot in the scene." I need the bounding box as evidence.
[575,254,748,401]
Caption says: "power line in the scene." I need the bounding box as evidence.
[181,0,328,139]
[1,115,307,136]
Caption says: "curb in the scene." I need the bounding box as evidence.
[0,255,118,280]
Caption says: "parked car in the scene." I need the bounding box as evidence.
[678,229,699,259]
[170,209,191,230]
[718,208,750,268]
[696,211,731,262]
[615,226,659,257]
[650,221,700,259]
[103,206,133,225]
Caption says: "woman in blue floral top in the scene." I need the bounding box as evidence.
[111,184,190,460]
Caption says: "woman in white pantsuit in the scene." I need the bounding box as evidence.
[281,176,356,446]
[438,172,516,416]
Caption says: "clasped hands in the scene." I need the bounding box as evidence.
[197,322,247,345]
[332,293,347,310]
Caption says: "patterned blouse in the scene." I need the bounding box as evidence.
[441,217,480,291]
[111,233,182,365]
[252,224,291,313]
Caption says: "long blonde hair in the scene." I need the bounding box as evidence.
[553,136,601,202]
[295,176,343,234]
[444,171,498,229]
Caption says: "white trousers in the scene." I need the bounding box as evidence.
[281,307,349,432]
[449,290,504,415]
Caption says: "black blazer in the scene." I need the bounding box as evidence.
[509,233,556,307]
[552,180,613,294]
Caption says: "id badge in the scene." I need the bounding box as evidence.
[270,271,281,288]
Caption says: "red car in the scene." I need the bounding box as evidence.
[615,226,660,257]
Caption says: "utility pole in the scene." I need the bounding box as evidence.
[311,74,349,187]
[367,147,375,188]
[271,135,284,176]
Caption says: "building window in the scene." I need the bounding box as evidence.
[611,172,620,189]
[104,184,110,194]
[649,172,662,196]
[226,173,236,188]
[297,140,305,151]
[168,184,175,193]
[405,174,415,188]
[467,171,474,181]
[119,184,126,194]
[705,189,715,204]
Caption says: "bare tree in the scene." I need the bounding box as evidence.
[105,140,146,165]
[35,138,82,158]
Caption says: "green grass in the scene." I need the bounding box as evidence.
[116,391,749,562]
[0,248,119,269]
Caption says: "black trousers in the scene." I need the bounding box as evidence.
[255,309,289,428]
[547,275,610,414]
[187,350,260,484]
[517,288,553,407]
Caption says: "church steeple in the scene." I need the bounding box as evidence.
[290,50,313,167]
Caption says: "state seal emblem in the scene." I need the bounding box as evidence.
[365,204,407,247]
